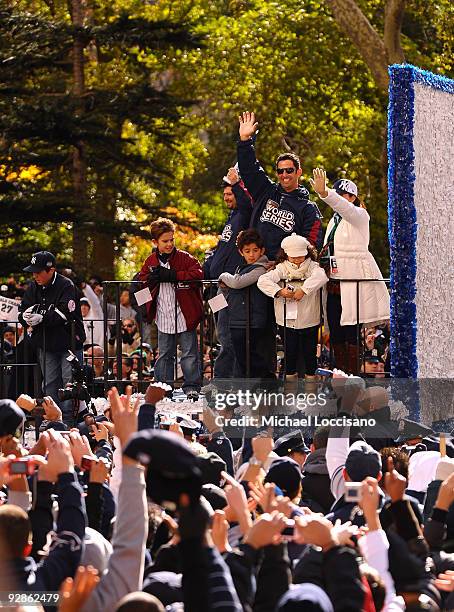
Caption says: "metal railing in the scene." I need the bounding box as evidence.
[0,276,391,402]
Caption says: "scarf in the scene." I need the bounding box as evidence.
[279,258,312,280]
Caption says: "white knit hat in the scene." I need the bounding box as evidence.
[281,233,310,257]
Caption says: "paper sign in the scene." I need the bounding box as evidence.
[208,293,228,314]
[134,287,153,307]
[285,300,298,320]
[0,295,19,321]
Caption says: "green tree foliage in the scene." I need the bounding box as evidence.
[1,0,452,278]
[0,0,202,276]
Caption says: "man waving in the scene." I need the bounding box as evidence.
[237,111,323,258]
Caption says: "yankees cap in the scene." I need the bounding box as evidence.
[23,251,56,273]
[333,178,358,197]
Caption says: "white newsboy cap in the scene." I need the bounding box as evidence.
[281,233,310,257]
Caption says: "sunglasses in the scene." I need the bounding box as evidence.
[276,167,296,175]
[123,323,135,328]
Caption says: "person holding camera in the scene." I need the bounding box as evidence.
[18,251,85,423]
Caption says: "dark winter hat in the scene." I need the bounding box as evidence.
[274,431,310,457]
[198,452,226,486]
[264,457,302,499]
[142,571,182,605]
[395,418,434,445]
[0,399,25,437]
[123,428,202,507]
[201,484,227,511]
[345,440,381,481]
[23,251,56,273]
[277,583,334,612]
[333,179,358,197]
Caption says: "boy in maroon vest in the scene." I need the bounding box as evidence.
[138,218,203,398]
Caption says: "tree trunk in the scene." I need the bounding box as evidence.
[71,0,88,274]
[324,0,390,91]
[91,193,115,279]
[384,0,406,64]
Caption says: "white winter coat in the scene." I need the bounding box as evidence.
[321,189,390,326]
[257,259,328,329]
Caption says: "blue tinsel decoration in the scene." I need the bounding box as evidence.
[387,64,454,379]
[388,64,418,379]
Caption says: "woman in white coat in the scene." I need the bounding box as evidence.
[310,168,390,373]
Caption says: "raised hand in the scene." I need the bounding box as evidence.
[42,430,74,481]
[223,471,252,534]
[294,515,338,551]
[238,111,259,141]
[226,167,239,185]
[435,470,454,511]
[211,510,232,553]
[68,431,95,468]
[42,396,63,422]
[309,168,329,198]
[89,458,110,484]
[108,386,139,449]
[252,435,274,463]
[435,570,454,593]
[359,477,381,531]
[384,456,407,503]
[243,511,287,549]
[89,422,109,443]
[59,565,100,612]
[144,383,167,406]
[15,393,35,412]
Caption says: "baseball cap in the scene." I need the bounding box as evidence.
[264,457,302,499]
[0,399,25,437]
[333,179,358,197]
[123,428,203,506]
[23,251,56,273]
[273,431,310,457]
[344,440,381,481]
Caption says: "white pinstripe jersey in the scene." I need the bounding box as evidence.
[155,261,187,333]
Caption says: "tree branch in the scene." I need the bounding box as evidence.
[384,0,406,64]
[324,0,389,91]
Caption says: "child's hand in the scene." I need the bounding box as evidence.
[292,289,305,301]
[277,288,294,299]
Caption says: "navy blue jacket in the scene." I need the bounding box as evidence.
[222,256,270,329]
[237,139,323,258]
[204,183,252,279]
[11,472,86,592]
[18,272,85,353]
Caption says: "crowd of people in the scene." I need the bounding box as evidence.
[1,112,391,406]
[1,373,454,611]
[0,110,407,609]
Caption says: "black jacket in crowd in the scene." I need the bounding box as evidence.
[226,257,271,329]
[237,138,324,259]
[203,183,253,280]
[18,272,85,353]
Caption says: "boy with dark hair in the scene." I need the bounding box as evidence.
[218,229,273,378]
[0,430,86,592]
[138,218,203,397]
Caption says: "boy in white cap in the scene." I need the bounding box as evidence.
[258,233,328,380]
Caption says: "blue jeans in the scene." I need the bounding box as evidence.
[155,329,201,392]
[213,304,237,379]
[37,349,83,424]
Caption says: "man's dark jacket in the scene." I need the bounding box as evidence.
[204,183,252,279]
[18,272,85,352]
[237,139,323,258]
